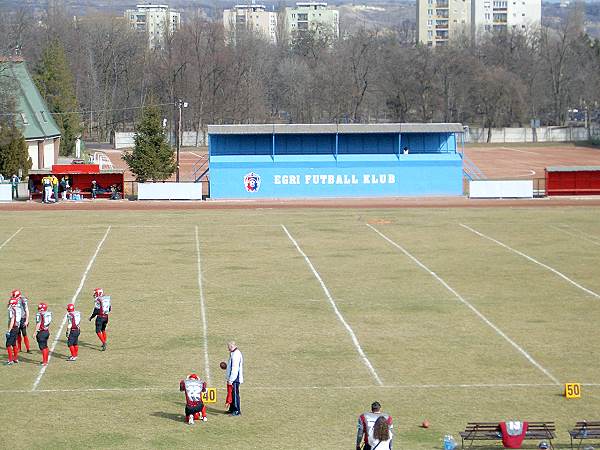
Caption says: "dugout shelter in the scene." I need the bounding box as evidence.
[207,123,464,199]
[29,164,124,199]
[545,166,600,196]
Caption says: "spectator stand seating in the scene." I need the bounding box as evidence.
[459,421,556,449]
[568,421,600,450]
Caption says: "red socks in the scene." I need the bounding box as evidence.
[17,335,21,351]
[74,345,79,357]
[69,346,76,357]
[12,346,18,361]
[96,332,107,344]
[201,405,206,419]
[102,331,107,343]
[23,336,30,352]
[193,412,200,420]
[42,348,49,364]
[7,347,14,362]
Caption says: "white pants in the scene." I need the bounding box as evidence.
[44,186,52,202]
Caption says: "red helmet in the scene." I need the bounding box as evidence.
[67,303,75,312]
[38,303,47,312]
[11,289,21,299]
[9,298,18,307]
[93,288,103,298]
[187,373,198,380]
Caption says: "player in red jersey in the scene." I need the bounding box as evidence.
[35,303,52,366]
[12,290,30,353]
[65,304,81,361]
[89,288,111,351]
[5,298,21,365]
[179,373,207,425]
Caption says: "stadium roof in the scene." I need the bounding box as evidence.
[208,123,464,135]
[0,58,61,141]
[546,166,600,172]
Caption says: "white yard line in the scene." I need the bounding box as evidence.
[367,223,560,386]
[499,146,539,155]
[551,224,600,247]
[195,225,211,385]
[1,382,588,395]
[0,227,23,251]
[281,224,383,386]
[188,151,204,159]
[31,226,112,391]
[461,223,600,300]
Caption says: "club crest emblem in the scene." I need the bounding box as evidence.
[244,172,261,192]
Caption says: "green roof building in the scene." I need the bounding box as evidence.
[0,57,61,170]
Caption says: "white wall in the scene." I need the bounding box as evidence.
[114,132,207,149]
[469,180,533,198]
[0,184,11,201]
[27,142,38,170]
[43,140,54,169]
[466,126,591,143]
[138,183,203,200]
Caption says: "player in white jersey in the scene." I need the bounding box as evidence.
[89,288,111,351]
[179,373,207,424]
[5,298,21,365]
[35,303,52,366]
[12,290,30,353]
[356,401,394,450]
[65,304,81,361]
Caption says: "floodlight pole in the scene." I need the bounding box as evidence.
[176,99,182,182]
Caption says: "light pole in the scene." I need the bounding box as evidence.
[176,99,188,182]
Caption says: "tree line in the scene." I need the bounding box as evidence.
[1,3,600,153]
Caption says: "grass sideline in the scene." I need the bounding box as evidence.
[1,207,600,449]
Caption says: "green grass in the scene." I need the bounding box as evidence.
[1,207,600,449]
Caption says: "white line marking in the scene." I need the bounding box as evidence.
[195,225,211,385]
[500,146,539,155]
[461,223,600,300]
[551,224,600,247]
[367,223,560,385]
[189,151,205,159]
[1,382,571,395]
[281,224,383,386]
[0,227,23,251]
[31,226,112,391]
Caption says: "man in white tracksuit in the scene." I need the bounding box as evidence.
[226,341,244,416]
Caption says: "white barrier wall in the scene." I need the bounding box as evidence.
[0,184,12,201]
[138,183,203,200]
[114,131,207,149]
[469,180,533,198]
[466,126,594,143]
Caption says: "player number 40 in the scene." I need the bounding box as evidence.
[202,388,217,403]
[564,383,581,399]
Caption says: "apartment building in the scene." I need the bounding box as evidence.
[223,4,278,44]
[284,2,340,39]
[417,0,540,47]
[124,4,181,50]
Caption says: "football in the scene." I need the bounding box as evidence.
[421,420,430,429]
[219,361,227,370]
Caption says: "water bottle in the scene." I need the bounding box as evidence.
[443,434,457,450]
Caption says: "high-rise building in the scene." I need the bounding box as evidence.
[284,2,340,40]
[417,0,471,47]
[223,4,278,44]
[417,0,540,47]
[124,4,181,50]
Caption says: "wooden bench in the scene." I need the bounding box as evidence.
[460,421,556,449]
[568,421,600,449]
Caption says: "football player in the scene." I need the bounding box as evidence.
[89,288,111,351]
[65,304,81,361]
[12,290,30,353]
[179,373,207,424]
[5,297,21,365]
[35,303,52,366]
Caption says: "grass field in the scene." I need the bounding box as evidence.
[1,207,600,449]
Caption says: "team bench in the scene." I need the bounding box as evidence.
[460,421,556,449]
[568,421,600,449]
